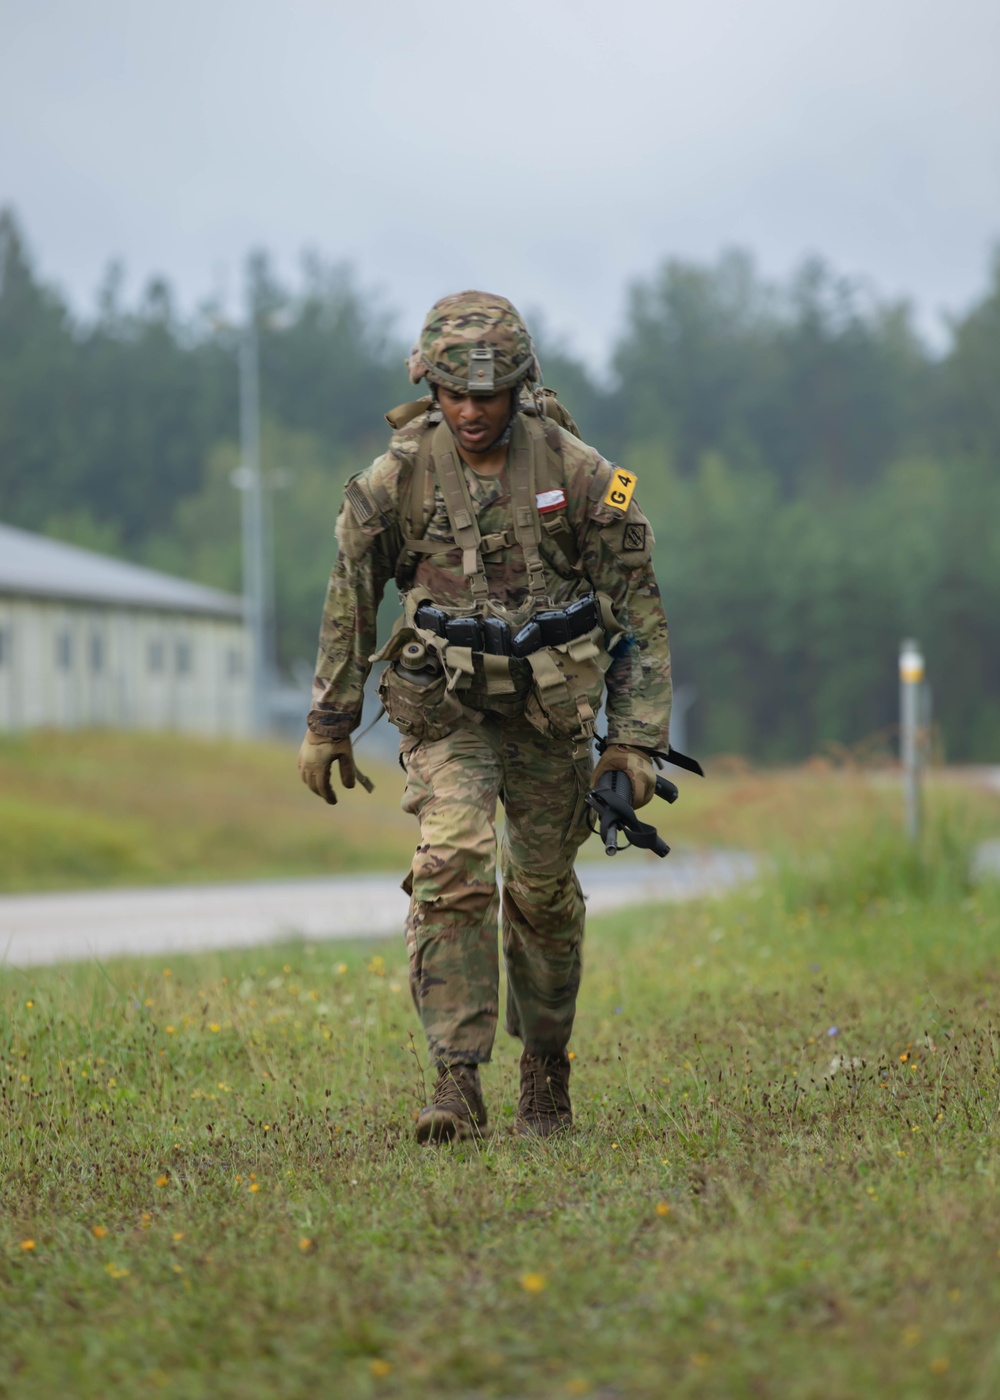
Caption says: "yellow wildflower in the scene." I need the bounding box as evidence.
[520,1272,546,1294]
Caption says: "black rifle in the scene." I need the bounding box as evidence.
[584,745,703,858]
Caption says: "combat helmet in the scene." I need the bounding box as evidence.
[407,290,540,395]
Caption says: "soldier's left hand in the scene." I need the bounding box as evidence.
[592,744,657,808]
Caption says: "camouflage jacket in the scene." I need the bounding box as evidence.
[307,410,672,750]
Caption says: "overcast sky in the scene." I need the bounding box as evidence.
[2,0,998,365]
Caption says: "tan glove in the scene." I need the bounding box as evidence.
[592,744,657,809]
[297,731,373,805]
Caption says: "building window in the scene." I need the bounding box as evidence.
[90,633,104,673]
[226,647,244,679]
[148,639,165,673]
[176,639,193,676]
[56,631,73,670]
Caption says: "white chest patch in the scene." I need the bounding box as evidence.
[536,489,567,514]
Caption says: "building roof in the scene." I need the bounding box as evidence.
[0,522,244,619]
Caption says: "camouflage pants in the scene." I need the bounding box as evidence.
[401,714,593,1066]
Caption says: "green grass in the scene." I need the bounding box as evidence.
[0,730,416,891]
[3,785,1000,1397]
[2,729,997,893]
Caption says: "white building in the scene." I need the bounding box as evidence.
[0,522,251,736]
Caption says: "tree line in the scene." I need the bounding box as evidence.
[1,207,997,760]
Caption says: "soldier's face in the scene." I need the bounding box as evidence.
[438,387,514,455]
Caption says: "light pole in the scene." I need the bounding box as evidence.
[225,308,295,735]
[224,306,294,737]
[233,321,270,734]
[899,639,925,841]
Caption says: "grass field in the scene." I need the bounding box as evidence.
[0,730,416,892]
[1,728,997,892]
[2,763,1000,1397]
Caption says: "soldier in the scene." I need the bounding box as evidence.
[298,291,671,1142]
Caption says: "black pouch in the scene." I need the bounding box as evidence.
[535,609,571,647]
[511,620,542,658]
[414,604,448,637]
[564,594,599,635]
[482,617,513,655]
[444,616,483,650]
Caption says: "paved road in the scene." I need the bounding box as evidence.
[973,841,1000,881]
[0,849,757,970]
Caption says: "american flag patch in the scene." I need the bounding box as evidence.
[536,489,566,514]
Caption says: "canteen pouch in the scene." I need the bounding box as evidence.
[377,634,463,743]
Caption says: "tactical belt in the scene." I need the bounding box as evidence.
[415,593,600,659]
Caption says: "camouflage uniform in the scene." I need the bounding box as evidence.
[399,713,593,1064]
[307,293,672,1068]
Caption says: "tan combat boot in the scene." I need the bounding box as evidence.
[415,1064,487,1144]
[516,1051,572,1137]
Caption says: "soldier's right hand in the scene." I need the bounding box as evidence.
[297,730,363,804]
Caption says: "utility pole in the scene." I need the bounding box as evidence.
[899,639,925,841]
[237,321,269,734]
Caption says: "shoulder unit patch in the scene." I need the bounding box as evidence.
[623,522,647,553]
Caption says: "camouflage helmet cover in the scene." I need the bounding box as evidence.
[407,290,540,395]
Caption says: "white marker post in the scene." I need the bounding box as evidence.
[899,639,925,841]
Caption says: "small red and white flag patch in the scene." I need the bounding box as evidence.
[536,489,566,514]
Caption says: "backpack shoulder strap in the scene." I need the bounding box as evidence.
[513,415,553,602]
[394,407,570,600]
[429,420,492,604]
[391,412,440,588]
